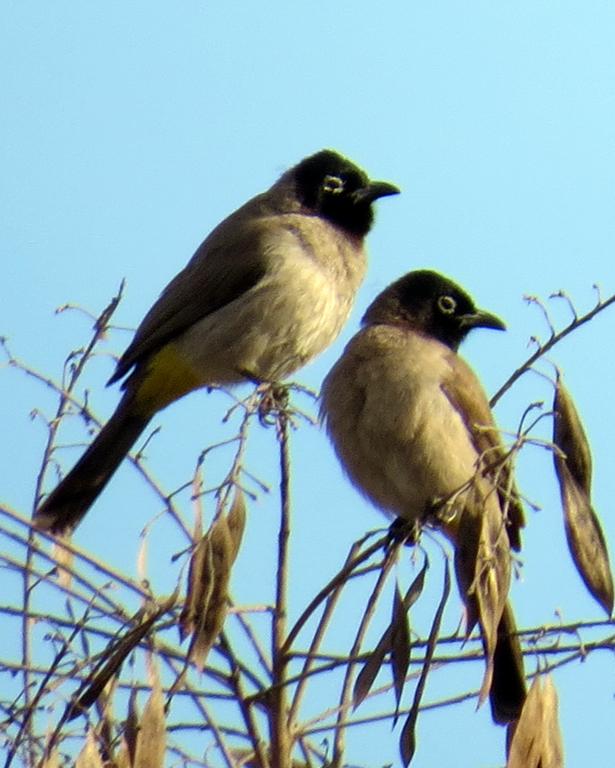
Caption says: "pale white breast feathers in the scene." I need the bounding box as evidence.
[176,217,366,384]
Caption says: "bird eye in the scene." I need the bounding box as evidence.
[322,175,345,195]
[437,295,457,315]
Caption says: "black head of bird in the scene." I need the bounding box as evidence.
[362,269,506,350]
[291,149,400,237]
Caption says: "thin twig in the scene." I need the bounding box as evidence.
[219,634,269,768]
[0,505,148,605]
[331,542,399,767]
[19,286,124,765]
[283,533,388,654]
[289,541,362,722]
[491,289,615,407]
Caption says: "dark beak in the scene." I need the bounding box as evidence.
[460,309,506,332]
[353,180,401,204]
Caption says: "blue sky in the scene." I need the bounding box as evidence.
[2,2,615,765]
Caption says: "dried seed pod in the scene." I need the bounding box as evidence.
[67,597,175,720]
[553,376,592,495]
[507,675,564,768]
[558,462,613,614]
[180,489,247,667]
[186,515,233,669]
[552,377,613,615]
[134,665,166,768]
[227,487,247,563]
[455,485,511,711]
[178,534,211,643]
[75,730,104,768]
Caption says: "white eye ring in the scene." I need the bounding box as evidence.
[437,295,457,315]
[322,175,345,194]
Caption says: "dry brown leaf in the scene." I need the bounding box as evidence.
[400,560,450,766]
[455,486,510,709]
[507,674,564,768]
[178,499,205,642]
[134,664,166,768]
[179,493,245,654]
[391,583,411,723]
[353,622,392,710]
[187,514,234,669]
[227,487,247,563]
[137,533,148,583]
[94,674,118,765]
[553,376,592,495]
[120,687,140,768]
[507,674,543,767]
[75,729,105,768]
[178,535,212,642]
[541,676,565,768]
[557,459,613,614]
[353,558,427,710]
[67,597,175,720]
[553,377,613,613]
[476,502,511,708]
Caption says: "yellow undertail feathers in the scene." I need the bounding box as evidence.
[132,343,207,416]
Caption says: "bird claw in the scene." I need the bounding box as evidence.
[256,382,290,426]
[387,517,421,547]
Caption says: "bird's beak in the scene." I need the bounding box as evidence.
[353,180,401,204]
[460,309,506,332]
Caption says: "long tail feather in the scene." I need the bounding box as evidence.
[490,602,527,724]
[35,397,151,534]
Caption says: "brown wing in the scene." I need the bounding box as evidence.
[108,213,271,385]
[441,353,525,551]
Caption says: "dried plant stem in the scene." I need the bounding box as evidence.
[232,608,273,681]
[283,534,388,653]
[331,544,398,766]
[270,412,292,768]
[491,290,615,407]
[2,345,193,543]
[0,505,147,609]
[220,633,269,768]
[20,287,124,767]
[5,633,75,768]
[4,281,615,765]
[289,541,362,722]
[154,651,234,766]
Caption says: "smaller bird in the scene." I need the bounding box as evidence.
[320,269,526,723]
[35,149,399,535]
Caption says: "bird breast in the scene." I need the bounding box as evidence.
[321,326,482,523]
[174,217,366,384]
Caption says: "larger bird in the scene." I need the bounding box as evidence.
[36,150,399,534]
[320,269,526,723]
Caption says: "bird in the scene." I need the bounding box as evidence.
[320,269,526,724]
[35,149,400,535]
